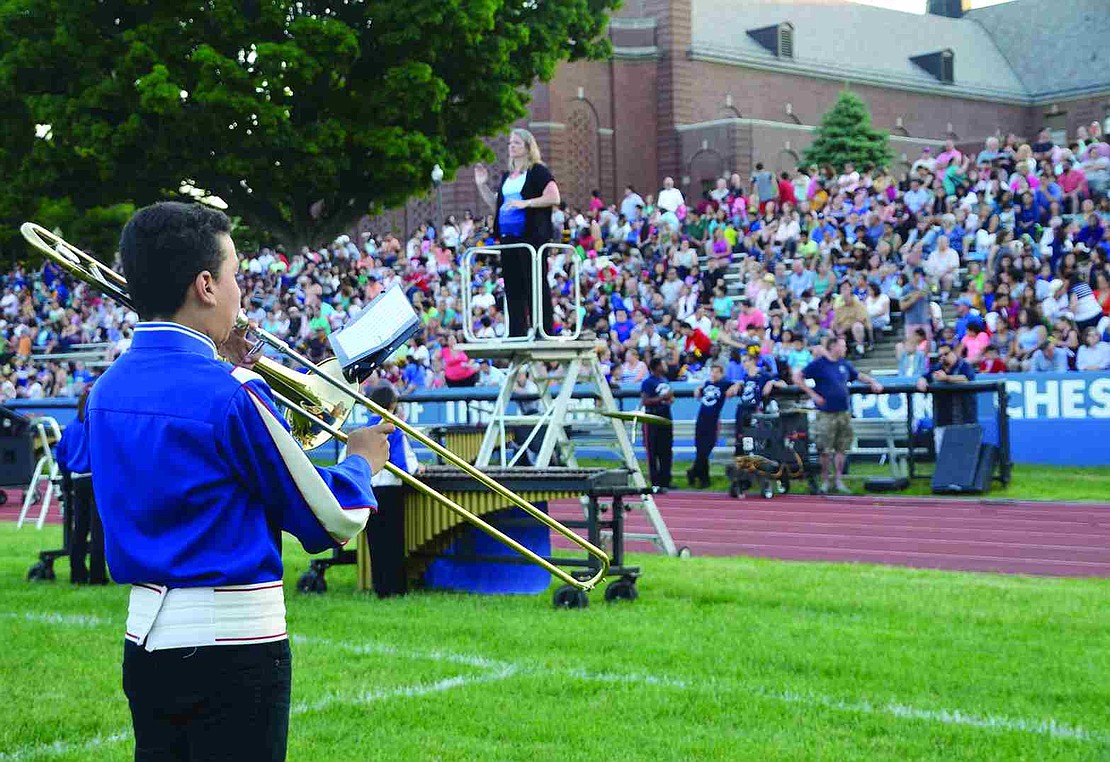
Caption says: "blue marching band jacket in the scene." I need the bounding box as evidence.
[366,413,419,487]
[85,322,378,650]
[54,413,90,477]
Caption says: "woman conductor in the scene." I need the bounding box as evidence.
[474,128,561,338]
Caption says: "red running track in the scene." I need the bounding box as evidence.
[7,489,1110,578]
[549,491,1110,579]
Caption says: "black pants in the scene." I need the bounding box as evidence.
[123,639,292,762]
[643,423,673,489]
[69,476,106,584]
[364,485,407,598]
[445,374,478,388]
[500,237,554,337]
[1077,313,1102,333]
[691,419,718,484]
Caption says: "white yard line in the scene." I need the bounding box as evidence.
[1,615,1105,760]
[292,669,517,715]
[0,611,110,627]
[0,732,131,762]
[756,689,1107,743]
[291,634,516,671]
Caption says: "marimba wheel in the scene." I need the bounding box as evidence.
[27,560,54,582]
[603,578,637,603]
[552,585,588,609]
[297,569,327,594]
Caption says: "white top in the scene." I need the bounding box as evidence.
[501,173,526,197]
[1077,342,1110,371]
[371,436,420,487]
[657,187,685,213]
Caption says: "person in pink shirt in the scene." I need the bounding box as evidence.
[588,190,605,214]
[933,139,962,177]
[1058,158,1088,213]
[959,321,991,363]
[441,333,479,387]
[735,298,766,333]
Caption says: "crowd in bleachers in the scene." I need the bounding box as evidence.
[3,120,1110,402]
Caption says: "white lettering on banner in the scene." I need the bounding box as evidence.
[1060,379,1085,420]
[1089,378,1110,419]
[852,392,915,420]
[1003,376,1110,420]
[1004,380,1024,420]
[1023,380,1060,419]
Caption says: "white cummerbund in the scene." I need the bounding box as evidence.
[125,581,287,651]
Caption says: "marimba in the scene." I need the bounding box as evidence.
[298,466,643,607]
[426,424,512,465]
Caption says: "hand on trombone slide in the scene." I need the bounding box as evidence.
[348,423,395,476]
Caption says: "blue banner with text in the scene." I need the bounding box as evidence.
[7,372,1110,466]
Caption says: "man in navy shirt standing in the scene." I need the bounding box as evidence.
[916,342,977,452]
[688,363,731,488]
[640,357,674,489]
[729,352,784,456]
[794,337,883,494]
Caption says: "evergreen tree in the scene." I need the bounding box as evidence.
[802,91,892,171]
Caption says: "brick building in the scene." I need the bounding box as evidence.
[365,0,1109,235]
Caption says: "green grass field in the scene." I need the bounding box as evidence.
[2,522,1108,762]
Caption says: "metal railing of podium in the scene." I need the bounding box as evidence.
[460,242,581,343]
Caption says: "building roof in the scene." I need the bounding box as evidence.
[965,0,1110,100]
[688,0,1059,103]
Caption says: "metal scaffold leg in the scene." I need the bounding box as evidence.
[463,340,678,557]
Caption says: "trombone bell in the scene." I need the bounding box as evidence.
[253,356,355,450]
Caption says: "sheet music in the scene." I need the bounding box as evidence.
[330,285,418,364]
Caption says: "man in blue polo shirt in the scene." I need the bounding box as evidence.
[952,297,981,341]
[794,337,884,494]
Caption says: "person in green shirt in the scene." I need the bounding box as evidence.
[795,230,818,260]
[684,212,709,253]
[813,261,835,298]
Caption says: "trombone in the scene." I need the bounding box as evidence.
[19,222,611,591]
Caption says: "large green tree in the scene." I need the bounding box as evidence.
[802,90,892,172]
[0,0,618,255]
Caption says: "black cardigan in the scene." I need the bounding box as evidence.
[493,163,555,245]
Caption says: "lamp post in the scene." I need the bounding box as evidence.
[430,163,444,228]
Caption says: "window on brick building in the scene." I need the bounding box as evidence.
[747,22,794,59]
[1045,112,1067,146]
[910,49,954,84]
[778,24,794,59]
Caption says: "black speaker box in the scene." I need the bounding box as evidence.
[0,434,36,486]
[0,407,32,438]
[971,444,997,494]
[932,424,983,494]
[865,477,910,493]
